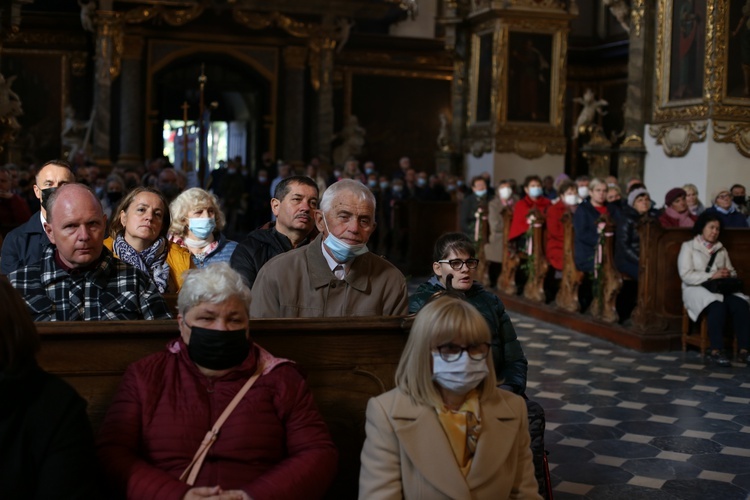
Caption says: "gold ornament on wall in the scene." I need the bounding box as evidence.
[713,121,750,158]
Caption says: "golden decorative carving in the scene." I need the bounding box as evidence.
[70,51,88,77]
[494,0,567,10]
[122,4,204,26]
[495,134,566,159]
[3,31,86,46]
[631,0,645,37]
[713,121,750,158]
[620,134,644,150]
[95,10,123,84]
[648,121,707,157]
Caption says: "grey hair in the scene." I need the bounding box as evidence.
[319,178,376,214]
[588,177,607,192]
[177,262,252,317]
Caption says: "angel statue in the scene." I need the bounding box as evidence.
[0,73,23,151]
[572,89,608,140]
[78,0,96,33]
[437,113,451,151]
[602,0,630,34]
[332,115,366,167]
[61,105,92,161]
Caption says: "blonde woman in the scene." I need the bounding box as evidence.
[683,183,705,216]
[169,188,237,268]
[359,296,540,499]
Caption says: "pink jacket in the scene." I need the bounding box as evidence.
[97,340,338,499]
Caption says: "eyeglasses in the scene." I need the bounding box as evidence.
[434,343,491,362]
[717,193,732,199]
[437,258,479,270]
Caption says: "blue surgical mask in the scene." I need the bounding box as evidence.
[189,217,216,240]
[417,178,427,187]
[528,186,543,199]
[379,181,389,190]
[322,216,369,263]
[368,180,377,188]
[474,189,487,197]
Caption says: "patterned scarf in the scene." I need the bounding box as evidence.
[435,390,482,477]
[112,234,170,293]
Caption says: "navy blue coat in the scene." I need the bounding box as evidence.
[0,211,49,275]
[703,206,749,229]
[573,200,611,273]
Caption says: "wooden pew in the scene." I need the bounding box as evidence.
[498,207,520,294]
[36,316,412,499]
[554,212,583,312]
[632,220,750,334]
[522,208,549,303]
[588,214,622,323]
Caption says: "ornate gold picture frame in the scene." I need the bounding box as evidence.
[653,0,710,122]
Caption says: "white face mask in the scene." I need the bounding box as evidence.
[499,186,513,200]
[578,186,589,199]
[564,193,579,206]
[432,352,489,395]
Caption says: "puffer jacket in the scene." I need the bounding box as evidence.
[96,340,338,500]
[230,223,312,289]
[614,205,658,280]
[573,199,611,273]
[409,277,528,395]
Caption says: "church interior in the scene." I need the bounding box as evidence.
[1,0,750,498]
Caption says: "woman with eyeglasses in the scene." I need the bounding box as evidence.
[360,295,540,499]
[409,232,528,395]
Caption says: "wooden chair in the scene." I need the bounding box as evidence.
[681,307,738,358]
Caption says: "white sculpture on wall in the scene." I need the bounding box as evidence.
[573,89,609,139]
[602,0,631,33]
[78,0,96,32]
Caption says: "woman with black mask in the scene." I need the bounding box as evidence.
[97,263,338,499]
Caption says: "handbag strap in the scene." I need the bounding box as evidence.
[705,248,721,273]
[179,363,264,485]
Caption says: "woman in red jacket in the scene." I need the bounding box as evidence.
[97,263,338,500]
[545,180,579,274]
[508,175,552,242]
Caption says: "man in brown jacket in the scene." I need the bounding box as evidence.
[250,179,408,318]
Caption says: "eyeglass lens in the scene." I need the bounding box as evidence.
[447,259,479,270]
[437,343,489,362]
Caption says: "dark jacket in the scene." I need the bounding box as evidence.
[0,211,48,275]
[615,206,657,280]
[230,223,311,289]
[408,277,528,395]
[0,365,98,499]
[573,200,611,273]
[460,193,492,241]
[703,205,749,229]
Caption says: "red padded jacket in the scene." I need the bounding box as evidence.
[97,340,338,499]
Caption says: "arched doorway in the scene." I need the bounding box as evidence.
[149,53,272,175]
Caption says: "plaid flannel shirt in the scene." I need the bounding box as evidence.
[9,246,173,321]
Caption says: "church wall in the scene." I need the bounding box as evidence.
[464,152,563,185]
[644,121,750,208]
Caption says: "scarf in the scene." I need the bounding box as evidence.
[665,206,694,227]
[435,390,482,477]
[697,235,715,251]
[714,203,737,215]
[113,234,171,293]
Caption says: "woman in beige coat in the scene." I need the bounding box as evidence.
[678,212,750,367]
[485,180,517,288]
[359,296,540,499]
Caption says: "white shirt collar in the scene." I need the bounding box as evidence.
[320,238,350,278]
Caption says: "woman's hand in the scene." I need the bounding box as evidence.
[711,268,731,280]
[183,486,251,500]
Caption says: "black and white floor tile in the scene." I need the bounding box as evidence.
[515,315,750,500]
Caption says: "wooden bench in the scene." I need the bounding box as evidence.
[632,220,750,334]
[36,316,412,499]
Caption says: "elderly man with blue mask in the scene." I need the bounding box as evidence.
[251,179,408,318]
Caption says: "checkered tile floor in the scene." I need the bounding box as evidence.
[515,315,750,499]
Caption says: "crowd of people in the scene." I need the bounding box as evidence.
[0,153,747,498]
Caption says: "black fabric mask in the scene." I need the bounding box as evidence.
[733,195,746,206]
[40,187,56,211]
[106,191,123,205]
[186,323,250,371]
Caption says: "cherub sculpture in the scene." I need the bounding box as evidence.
[602,0,630,34]
[572,89,608,139]
[332,115,366,167]
[78,0,96,33]
[437,113,451,151]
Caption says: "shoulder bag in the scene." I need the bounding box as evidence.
[701,249,743,295]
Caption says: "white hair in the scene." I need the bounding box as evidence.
[168,187,225,237]
[177,263,251,317]
[319,178,376,214]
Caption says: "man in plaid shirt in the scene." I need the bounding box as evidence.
[8,183,172,321]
